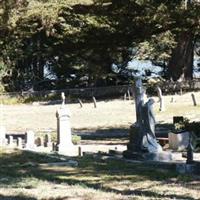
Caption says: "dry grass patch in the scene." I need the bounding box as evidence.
[1,149,200,199]
[2,93,200,133]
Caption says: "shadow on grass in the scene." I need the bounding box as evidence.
[74,127,129,145]
[0,149,199,200]
[74,123,173,141]
[155,123,174,138]
[0,195,36,200]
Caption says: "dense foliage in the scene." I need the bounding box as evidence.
[0,0,200,91]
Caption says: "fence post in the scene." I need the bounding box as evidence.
[127,89,131,100]
[92,96,97,108]
[124,93,127,101]
[191,93,197,106]
[78,98,83,108]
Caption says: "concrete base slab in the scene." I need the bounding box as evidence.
[123,150,172,162]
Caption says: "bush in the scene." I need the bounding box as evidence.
[72,135,81,145]
[184,121,200,138]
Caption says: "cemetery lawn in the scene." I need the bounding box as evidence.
[1,148,200,200]
[3,92,200,133]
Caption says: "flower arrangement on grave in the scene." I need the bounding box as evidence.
[173,118,189,133]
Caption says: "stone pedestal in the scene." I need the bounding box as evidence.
[124,126,172,161]
[25,130,36,150]
[123,114,172,162]
[0,126,6,146]
[56,107,74,155]
[126,125,143,152]
[123,151,172,162]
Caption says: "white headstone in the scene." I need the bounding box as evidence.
[56,101,74,155]
[25,130,36,149]
[8,135,14,147]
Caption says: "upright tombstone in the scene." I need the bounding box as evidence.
[156,86,165,111]
[0,126,6,146]
[8,135,14,146]
[56,92,74,154]
[44,133,52,148]
[35,137,43,147]
[17,137,23,149]
[25,130,36,150]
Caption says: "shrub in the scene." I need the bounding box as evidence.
[72,135,81,145]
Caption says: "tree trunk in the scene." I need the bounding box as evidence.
[168,32,194,81]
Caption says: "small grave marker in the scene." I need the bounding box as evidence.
[191,93,197,106]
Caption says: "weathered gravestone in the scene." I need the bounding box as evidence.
[25,130,36,149]
[17,137,23,149]
[8,135,14,147]
[35,137,43,147]
[56,93,74,154]
[44,133,52,148]
[123,77,172,161]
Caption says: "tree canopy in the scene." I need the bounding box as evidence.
[0,0,200,91]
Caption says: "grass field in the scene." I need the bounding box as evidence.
[1,91,200,133]
[1,92,200,199]
[0,148,200,200]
